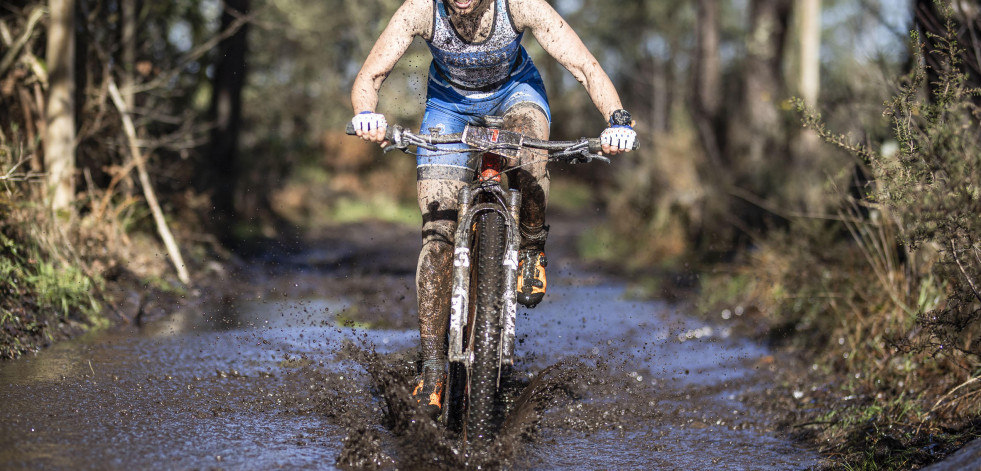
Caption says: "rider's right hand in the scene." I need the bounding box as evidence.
[352,111,388,146]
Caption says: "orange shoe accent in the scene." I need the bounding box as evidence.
[428,379,444,408]
[518,250,547,307]
[412,375,445,416]
[532,262,547,294]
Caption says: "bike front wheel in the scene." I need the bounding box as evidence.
[466,208,506,441]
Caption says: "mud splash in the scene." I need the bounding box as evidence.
[331,337,601,470]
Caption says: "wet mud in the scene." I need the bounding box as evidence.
[0,217,825,469]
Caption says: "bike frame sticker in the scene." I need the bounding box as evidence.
[503,297,516,334]
[454,247,471,268]
[451,290,467,325]
[503,249,518,270]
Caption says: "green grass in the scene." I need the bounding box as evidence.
[328,195,420,225]
[1,227,107,358]
[548,178,594,212]
[576,225,626,262]
[30,262,102,320]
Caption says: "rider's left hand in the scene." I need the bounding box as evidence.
[600,125,635,155]
[601,109,635,155]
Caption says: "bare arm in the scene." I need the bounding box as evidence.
[509,0,624,122]
[351,0,432,113]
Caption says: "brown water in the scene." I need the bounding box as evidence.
[0,266,824,470]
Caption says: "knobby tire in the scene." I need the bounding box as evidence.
[467,209,506,441]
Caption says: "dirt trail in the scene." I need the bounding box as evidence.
[0,211,827,469]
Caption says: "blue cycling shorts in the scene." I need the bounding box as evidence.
[416,54,551,182]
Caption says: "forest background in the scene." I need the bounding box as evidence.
[1,0,980,468]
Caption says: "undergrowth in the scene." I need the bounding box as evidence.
[1,149,107,359]
[701,5,981,469]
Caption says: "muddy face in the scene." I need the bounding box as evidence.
[446,0,494,41]
[446,0,490,18]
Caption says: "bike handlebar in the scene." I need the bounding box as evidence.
[345,122,637,163]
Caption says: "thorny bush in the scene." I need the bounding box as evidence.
[773,6,981,468]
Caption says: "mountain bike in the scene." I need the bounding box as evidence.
[347,116,623,441]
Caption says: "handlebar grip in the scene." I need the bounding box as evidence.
[345,122,398,142]
[587,138,640,154]
[588,138,601,154]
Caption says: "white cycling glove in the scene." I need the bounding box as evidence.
[601,125,636,152]
[351,111,387,133]
[601,109,636,152]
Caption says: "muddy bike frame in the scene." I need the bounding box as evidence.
[347,116,621,438]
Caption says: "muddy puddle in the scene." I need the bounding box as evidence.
[0,260,824,470]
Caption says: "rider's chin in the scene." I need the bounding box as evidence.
[451,0,475,13]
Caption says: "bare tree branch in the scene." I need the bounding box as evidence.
[950,239,981,304]
[130,6,255,95]
[108,79,192,285]
[0,7,44,79]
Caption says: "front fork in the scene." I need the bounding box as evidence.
[500,190,521,365]
[447,163,521,368]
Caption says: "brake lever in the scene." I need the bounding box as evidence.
[383,126,423,153]
[551,140,610,164]
[566,152,610,164]
[581,153,611,164]
[407,134,439,152]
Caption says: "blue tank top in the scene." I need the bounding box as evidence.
[427,0,526,91]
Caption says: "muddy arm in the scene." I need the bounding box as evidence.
[509,0,625,122]
[351,0,433,113]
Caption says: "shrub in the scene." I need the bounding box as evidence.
[799,9,981,366]
[764,6,981,467]
[1,145,106,359]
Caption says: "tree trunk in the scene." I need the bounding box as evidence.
[117,0,139,196]
[793,0,823,212]
[45,0,76,212]
[691,0,724,169]
[694,0,721,118]
[727,0,792,189]
[798,0,821,107]
[205,0,249,231]
[121,0,137,110]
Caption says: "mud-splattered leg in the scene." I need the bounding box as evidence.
[503,104,550,246]
[503,104,551,307]
[416,178,467,374]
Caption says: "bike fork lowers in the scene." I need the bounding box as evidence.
[499,190,520,365]
[446,186,522,369]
